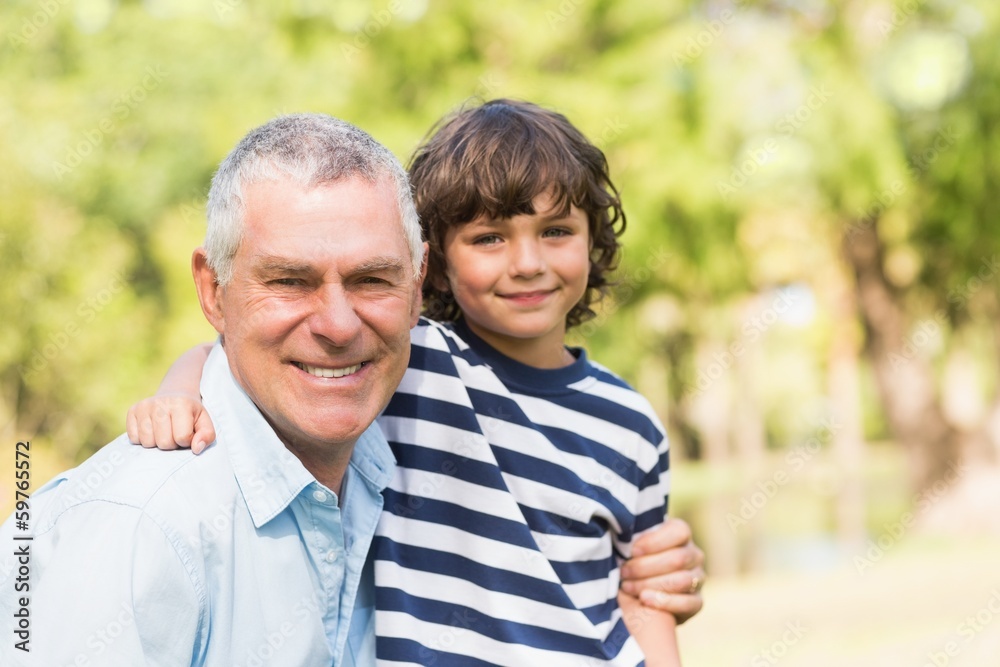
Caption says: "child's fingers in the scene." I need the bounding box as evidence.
[128,399,166,448]
[126,407,140,445]
[136,412,160,448]
[168,405,196,449]
[191,410,217,455]
[150,400,181,450]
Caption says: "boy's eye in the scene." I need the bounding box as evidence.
[542,227,571,238]
[473,234,502,245]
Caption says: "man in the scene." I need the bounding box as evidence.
[1,114,422,666]
[0,114,702,666]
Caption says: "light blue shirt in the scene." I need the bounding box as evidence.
[0,344,393,666]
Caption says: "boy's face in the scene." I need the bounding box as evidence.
[441,192,590,365]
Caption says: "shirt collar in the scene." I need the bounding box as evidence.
[200,344,394,528]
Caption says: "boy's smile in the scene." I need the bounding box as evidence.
[442,192,590,368]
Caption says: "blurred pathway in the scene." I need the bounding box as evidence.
[678,537,1000,666]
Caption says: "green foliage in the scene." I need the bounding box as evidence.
[2,0,998,468]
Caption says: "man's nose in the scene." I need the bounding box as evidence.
[308,284,363,346]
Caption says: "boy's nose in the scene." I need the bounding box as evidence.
[509,239,546,277]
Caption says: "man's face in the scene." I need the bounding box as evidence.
[197,175,421,459]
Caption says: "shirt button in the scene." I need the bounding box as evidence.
[312,490,328,503]
[324,549,340,563]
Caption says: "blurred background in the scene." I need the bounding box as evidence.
[3,0,1000,664]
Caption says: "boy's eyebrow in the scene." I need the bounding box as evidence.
[465,216,503,228]
[466,206,581,227]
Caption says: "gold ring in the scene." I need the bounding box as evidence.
[690,575,703,594]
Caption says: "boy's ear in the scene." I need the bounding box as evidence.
[192,247,225,335]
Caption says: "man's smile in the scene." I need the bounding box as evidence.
[292,361,368,379]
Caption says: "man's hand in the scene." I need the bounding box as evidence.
[620,517,705,624]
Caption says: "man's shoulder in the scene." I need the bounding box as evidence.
[31,434,236,534]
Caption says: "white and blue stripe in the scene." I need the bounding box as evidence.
[374,318,670,666]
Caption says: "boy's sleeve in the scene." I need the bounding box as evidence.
[632,430,671,537]
[612,423,670,560]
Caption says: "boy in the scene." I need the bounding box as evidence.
[130,100,694,665]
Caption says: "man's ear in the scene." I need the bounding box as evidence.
[410,242,429,327]
[192,247,225,335]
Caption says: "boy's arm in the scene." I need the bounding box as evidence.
[126,343,216,454]
[619,590,681,667]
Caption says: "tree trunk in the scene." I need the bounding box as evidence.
[842,221,962,493]
[687,341,741,577]
[825,270,867,549]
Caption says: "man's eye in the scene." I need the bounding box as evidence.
[270,278,303,286]
[359,276,390,285]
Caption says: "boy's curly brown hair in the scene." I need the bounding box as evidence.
[409,99,626,329]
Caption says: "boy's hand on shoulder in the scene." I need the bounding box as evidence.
[620,517,705,624]
[126,393,216,455]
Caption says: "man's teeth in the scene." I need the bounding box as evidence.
[296,362,363,378]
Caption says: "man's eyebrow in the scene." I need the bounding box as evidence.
[352,256,407,274]
[252,256,315,274]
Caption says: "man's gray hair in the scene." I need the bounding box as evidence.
[205,113,423,284]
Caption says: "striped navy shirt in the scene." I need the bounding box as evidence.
[373,318,670,666]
